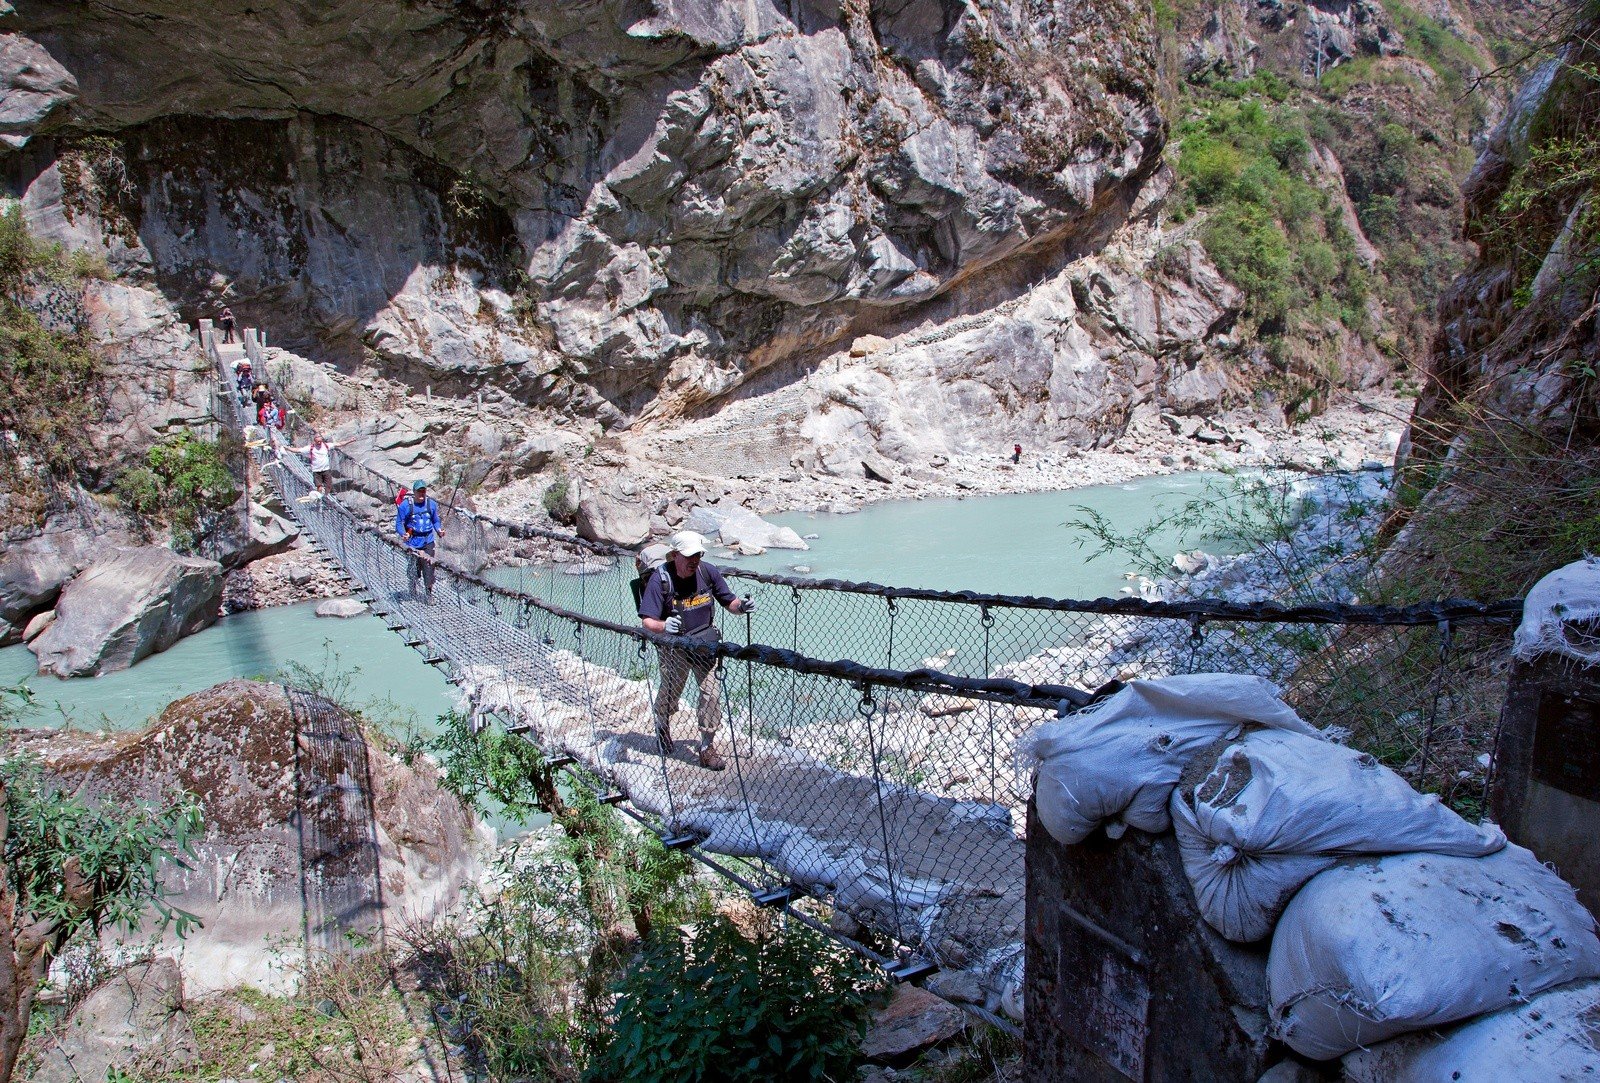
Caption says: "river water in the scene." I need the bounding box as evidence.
[0,473,1227,731]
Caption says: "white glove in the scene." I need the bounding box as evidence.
[740,595,757,614]
[664,615,683,634]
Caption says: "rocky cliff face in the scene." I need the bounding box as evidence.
[1384,5,1600,598]
[16,679,485,994]
[6,0,1165,425]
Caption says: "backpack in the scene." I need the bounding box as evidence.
[399,496,440,536]
[395,486,410,507]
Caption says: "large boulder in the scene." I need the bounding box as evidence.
[29,546,223,677]
[216,500,300,568]
[20,680,486,994]
[0,32,77,150]
[684,504,808,551]
[575,493,651,547]
[28,959,197,1083]
[0,499,126,645]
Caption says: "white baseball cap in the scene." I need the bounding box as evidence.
[669,530,708,557]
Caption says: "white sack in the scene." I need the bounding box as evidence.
[1342,978,1600,1082]
[1171,729,1506,942]
[1512,555,1600,664]
[1268,845,1600,1060]
[1025,674,1316,846]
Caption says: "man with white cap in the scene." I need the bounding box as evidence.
[636,530,756,770]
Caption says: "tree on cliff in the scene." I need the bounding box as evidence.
[0,738,202,1083]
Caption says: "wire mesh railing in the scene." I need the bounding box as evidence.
[208,324,1521,994]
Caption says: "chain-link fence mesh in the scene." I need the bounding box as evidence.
[210,326,1520,983]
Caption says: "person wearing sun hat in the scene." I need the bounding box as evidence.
[395,479,445,602]
[636,530,756,770]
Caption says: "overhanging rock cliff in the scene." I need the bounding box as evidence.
[5,0,1165,422]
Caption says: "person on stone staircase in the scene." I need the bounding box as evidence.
[637,530,756,771]
[395,480,444,603]
[233,360,253,405]
[218,305,236,344]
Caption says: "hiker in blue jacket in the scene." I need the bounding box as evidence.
[395,480,445,602]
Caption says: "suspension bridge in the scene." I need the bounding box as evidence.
[204,322,1521,1006]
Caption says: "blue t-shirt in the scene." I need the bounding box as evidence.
[637,562,735,635]
[395,497,440,549]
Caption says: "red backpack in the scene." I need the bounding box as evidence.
[394,486,410,506]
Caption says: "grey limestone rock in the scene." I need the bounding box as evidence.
[0,499,126,645]
[216,500,300,569]
[0,32,75,149]
[29,959,197,1083]
[316,597,368,618]
[684,504,808,551]
[575,492,651,547]
[30,546,223,677]
[20,608,54,642]
[8,0,1164,420]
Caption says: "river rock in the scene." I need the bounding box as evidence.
[860,984,967,1065]
[919,693,978,718]
[21,608,54,643]
[684,505,809,551]
[24,679,485,994]
[0,501,124,645]
[30,547,223,677]
[563,558,615,576]
[575,493,650,547]
[315,597,367,618]
[27,958,197,1083]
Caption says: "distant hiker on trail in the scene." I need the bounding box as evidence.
[218,306,236,344]
[234,362,252,405]
[1012,443,1022,465]
[288,433,354,498]
[396,480,444,603]
[636,530,756,771]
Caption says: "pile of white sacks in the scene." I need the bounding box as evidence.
[1026,673,1600,1077]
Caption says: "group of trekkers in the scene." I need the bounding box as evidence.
[223,320,741,772]
[231,344,442,604]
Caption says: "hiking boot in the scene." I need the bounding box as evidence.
[698,746,726,771]
[655,725,675,754]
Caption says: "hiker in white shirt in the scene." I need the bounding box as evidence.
[288,433,355,497]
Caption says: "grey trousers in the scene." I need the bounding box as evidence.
[407,542,437,595]
[653,645,721,745]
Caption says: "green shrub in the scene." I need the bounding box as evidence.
[114,431,240,551]
[588,915,888,1083]
[543,473,576,523]
[1175,92,1371,352]
[0,205,107,524]
[1,754,202,1083]
[1201,203,1294,323]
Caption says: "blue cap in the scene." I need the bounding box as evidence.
[413,479,428,490]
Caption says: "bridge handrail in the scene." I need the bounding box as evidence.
[329,497,1102,712]
[206,324,1523,628]
[422,497,1523,629]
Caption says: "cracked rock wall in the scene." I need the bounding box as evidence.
[4,0,1166,424]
